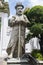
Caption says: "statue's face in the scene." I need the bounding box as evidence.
[16,6,23,15]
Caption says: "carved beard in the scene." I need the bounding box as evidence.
[16,10,22,15]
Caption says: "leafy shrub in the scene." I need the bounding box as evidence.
[31,50,43,60]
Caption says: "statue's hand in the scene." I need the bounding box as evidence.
[23,15,30,24]
[8,16,16,27]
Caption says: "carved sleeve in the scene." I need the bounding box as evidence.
[24,15,30,24]
[8,17,16,27]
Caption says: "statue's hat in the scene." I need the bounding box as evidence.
[15,2,24,9]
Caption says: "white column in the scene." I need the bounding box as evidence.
[0,12,3,56]
[0,12,11,58]
[1,13,10,57]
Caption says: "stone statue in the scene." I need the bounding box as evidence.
[6,2,30,58]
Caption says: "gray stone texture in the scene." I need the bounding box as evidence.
[6,2,30,58]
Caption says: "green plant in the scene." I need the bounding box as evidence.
[31,50,43,60]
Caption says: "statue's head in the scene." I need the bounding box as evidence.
[15,2,24,15]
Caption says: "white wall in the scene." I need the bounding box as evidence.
[0,12,3,55]
[25,37,40,53]
[0,12,11,57]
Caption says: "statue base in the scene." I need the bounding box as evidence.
[7,58,30,65]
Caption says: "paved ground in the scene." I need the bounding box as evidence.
[0,59,7,65]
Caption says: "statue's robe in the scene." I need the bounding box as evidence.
[6,15,30,57]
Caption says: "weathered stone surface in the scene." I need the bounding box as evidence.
[0,0,9,14]
[6,2,30,58]
[7,58,30,65]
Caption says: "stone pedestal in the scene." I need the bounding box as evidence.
[7,58,29,65]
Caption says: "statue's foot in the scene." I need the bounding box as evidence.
[8,53,13,59]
